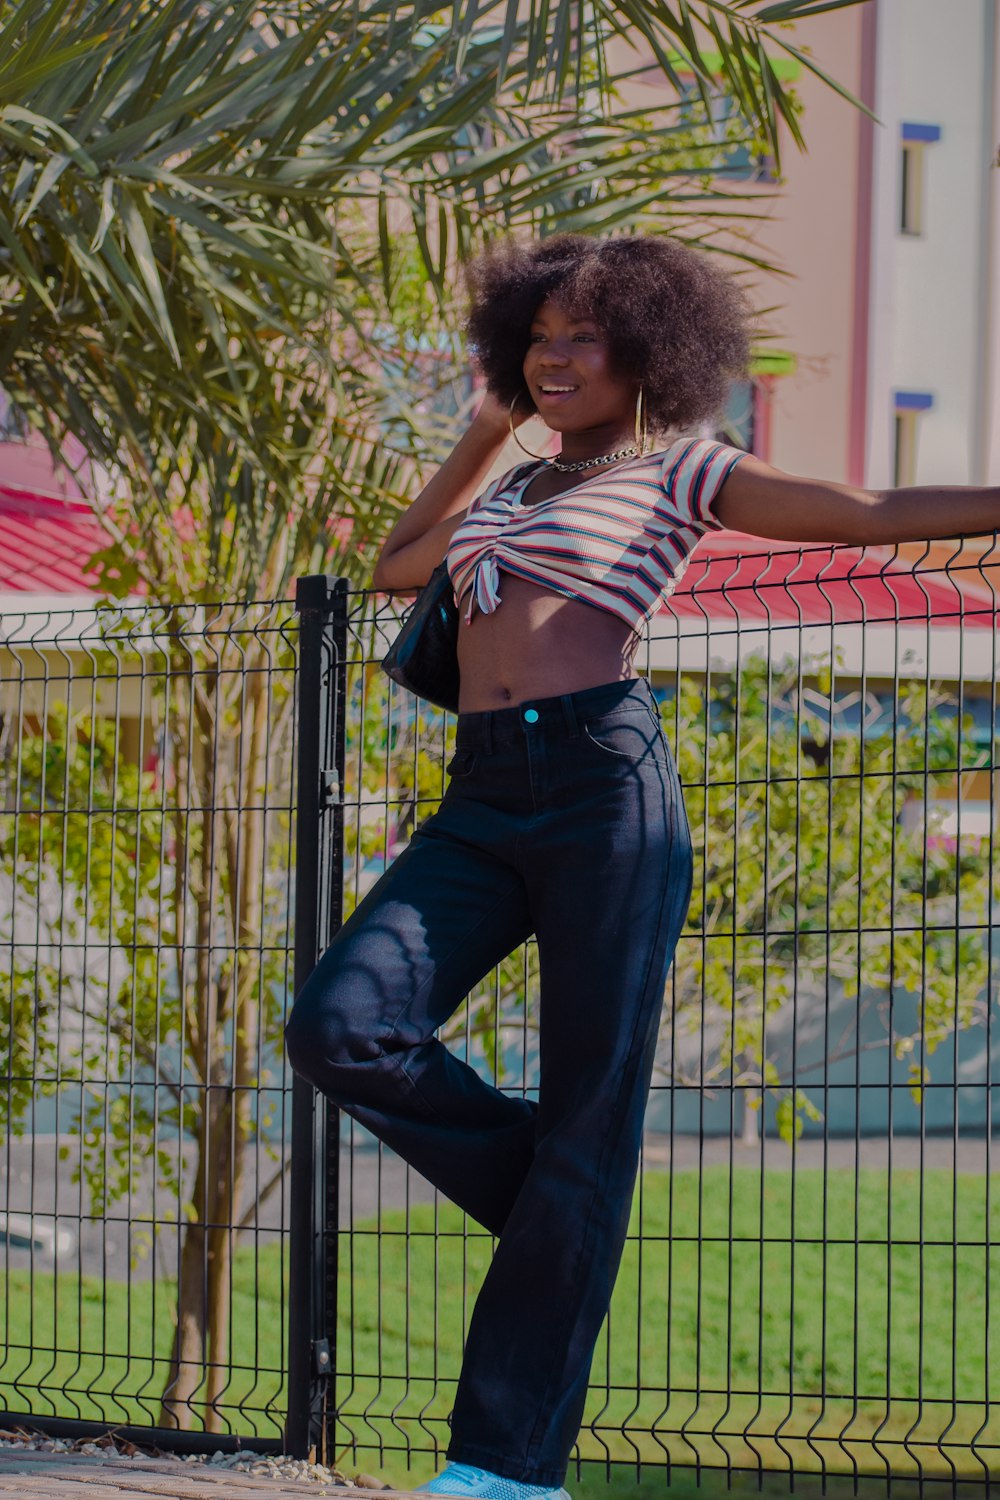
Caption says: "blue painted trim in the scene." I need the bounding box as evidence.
[894,390,934,411]
[902,122,941,143]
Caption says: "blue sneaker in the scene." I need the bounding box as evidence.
[415,1462,570,1500]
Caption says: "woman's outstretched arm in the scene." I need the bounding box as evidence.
[372,394,513,592]
[714,453,1000,545]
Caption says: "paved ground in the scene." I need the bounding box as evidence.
[0,1449,399,1497]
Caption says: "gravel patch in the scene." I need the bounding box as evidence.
[0,1428,394,1489]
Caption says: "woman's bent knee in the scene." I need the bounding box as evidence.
[284,967,383,1099]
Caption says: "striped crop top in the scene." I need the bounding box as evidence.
[446,437,747,631]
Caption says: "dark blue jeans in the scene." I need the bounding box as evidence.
[285,677,693,1487]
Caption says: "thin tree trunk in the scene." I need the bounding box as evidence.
[159,1074,216,1427]
[202,1034,238,1429]
[159,668,224,1428]
[203,663,269,1418]
[159,645,271,1429]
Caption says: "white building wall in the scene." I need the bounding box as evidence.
[867,0,996,490]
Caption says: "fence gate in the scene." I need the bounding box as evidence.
[1,592,342,1453]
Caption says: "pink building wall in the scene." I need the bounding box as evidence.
[610,9,869,486]
[741,9,867,487]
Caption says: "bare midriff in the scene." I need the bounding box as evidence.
[455,570,639,712]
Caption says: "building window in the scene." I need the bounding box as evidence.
[893,390,933,486]
[715,353,794,459]
[894,410,918,485]
[707,93,775,183]
[672,57,800,186]
[900,123,941,236]
[0,387,27,442]
[717,379,757,451]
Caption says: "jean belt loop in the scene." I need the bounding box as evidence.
[483,711,493,755]
[560,692,580,736]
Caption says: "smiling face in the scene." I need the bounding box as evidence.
[522,297,637,449]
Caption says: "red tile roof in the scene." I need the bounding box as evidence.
[0,485,105,595]
[672,531,999,629]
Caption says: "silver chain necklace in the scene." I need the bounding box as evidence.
[549,444,638,474]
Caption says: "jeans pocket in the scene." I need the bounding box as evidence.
[583,710,664,762]
[445,748,479,779]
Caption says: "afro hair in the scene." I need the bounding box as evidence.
[465,234,753,436]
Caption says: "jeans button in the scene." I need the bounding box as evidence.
[523,708,539,723]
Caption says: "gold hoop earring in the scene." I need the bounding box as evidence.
[635,387,648,456]
[509,393,550,462]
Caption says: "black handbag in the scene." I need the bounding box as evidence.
[381,561,460,713]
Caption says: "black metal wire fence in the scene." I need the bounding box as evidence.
[1,538,998,1488]
[0,597,301,1450]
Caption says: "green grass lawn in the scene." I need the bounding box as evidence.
[1,1166,997,1487]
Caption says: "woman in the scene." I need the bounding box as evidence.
[285,234,999,1500]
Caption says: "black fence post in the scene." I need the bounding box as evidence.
[287,575,348,1461]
